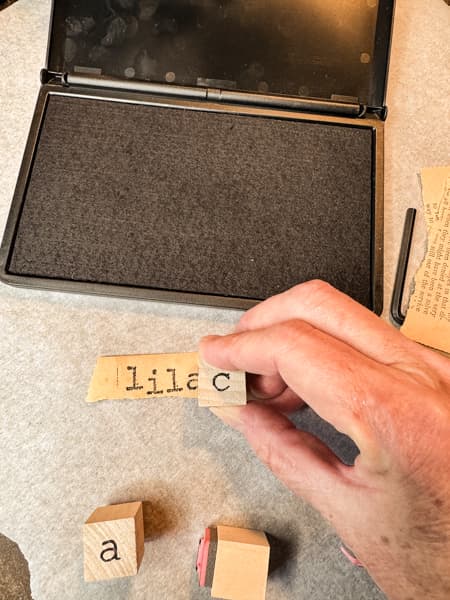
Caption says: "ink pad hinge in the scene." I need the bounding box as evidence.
[58,72,365,119]
[40,69,67,86]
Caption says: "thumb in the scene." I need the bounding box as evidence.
[210,403,353,514]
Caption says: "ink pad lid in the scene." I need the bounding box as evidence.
[0,0,392,312]
[46,0,394,112]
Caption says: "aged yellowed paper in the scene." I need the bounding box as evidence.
[87,352,247,406]
[87,352,199,402]
[401,167,450,355]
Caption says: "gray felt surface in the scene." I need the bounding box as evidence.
[8,94,374,306]
[1,1,449,599]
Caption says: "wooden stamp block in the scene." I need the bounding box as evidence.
[197,525,270,600]
[198,357,247,407]
[83,501,144,582]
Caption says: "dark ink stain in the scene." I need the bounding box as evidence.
[265,532,297,575]
[142,497,179,541]
[0,533,32,600]
[0,0,19,10]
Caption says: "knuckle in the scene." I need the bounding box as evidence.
[290,279,337,305]
[228,332,247,360]
[272,319,315,350]
[253,437,275,470]
[252,425,290,474]
[237,311,253,330]
[396,361,450,395]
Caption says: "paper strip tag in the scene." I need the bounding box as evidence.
[86,352,248,406]
[87,352,199,403]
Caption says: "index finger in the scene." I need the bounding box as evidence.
[236,281,423,366]
[200,319,390,463]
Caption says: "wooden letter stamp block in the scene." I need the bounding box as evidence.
[198,357,247,407]
[83,501,144,582]
[197,525,270,600]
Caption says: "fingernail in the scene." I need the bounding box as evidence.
[209,406,245,431]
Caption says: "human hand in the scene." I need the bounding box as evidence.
[200,281,450,600]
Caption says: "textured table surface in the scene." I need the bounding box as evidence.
[0,2,449,600]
